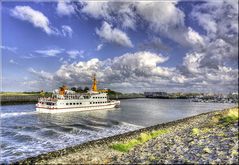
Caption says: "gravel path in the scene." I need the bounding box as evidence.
[19,107,238,164]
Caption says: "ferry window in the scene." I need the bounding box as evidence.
[66,103,68,105]
[80,103,82,104]
[77,103,79,105]
[70,103,72,105]
[90,102,92,104]
[73,103,75,105]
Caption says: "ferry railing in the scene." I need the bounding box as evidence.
[38,97,57,102]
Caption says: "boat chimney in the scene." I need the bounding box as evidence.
[91,74,98,92]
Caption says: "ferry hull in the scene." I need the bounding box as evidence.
[36,103,119,113]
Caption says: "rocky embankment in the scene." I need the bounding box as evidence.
[18,107,238,164]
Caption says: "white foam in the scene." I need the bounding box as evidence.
[0,111,36,118]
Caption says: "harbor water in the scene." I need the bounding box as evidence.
[0,98,235,163]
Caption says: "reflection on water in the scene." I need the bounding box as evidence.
[0,98,235,163]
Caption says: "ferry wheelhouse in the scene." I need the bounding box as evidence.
[36,75,120,113]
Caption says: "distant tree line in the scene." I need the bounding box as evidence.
[70,86,89,93]
[22,87,122,95]
[70,86,122,95]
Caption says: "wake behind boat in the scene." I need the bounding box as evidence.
[36,74,120,113]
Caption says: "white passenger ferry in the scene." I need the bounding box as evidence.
[36,75,120,113]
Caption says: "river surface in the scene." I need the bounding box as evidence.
[0,98,235,163]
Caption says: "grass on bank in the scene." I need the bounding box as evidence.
[220,107,239,124]
[192,107,238,136]
[111,129,169,152]
[0,92,38,96]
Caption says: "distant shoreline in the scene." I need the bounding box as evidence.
[17,106,238,164]
[0,94,145,105]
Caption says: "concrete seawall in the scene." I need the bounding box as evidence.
[0,94,145,105]
[0,95,40,105]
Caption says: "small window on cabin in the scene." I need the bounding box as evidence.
[73,103,75,105]
[77,103,79,105]
[70,103,72,105]
[66,103,68,105]
[80,103,82,104]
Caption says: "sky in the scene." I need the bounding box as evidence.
[1,0,238,93]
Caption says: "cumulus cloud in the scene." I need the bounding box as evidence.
[96,44,103,51]
[191,0,238,42]
[29,68,53,81]
[0,45,17,53]
[81,1,110,19]
[189,0,238,68]
[11,6,58,35]
[30,49,238,93]
[30,51,174,91]
[186,27,205,47]
[179,51,238,92]
[23,1,238,93]
[96,21,133,47]
[61,25,73,37]
[66,50,84,59]
[35,48,64,57]
[9,59,18,64]
[80,1,203,47]
[172,0,238,94]
[11,6,73,37]
[135,1,184,32]
[81,2,137,30]
[56,1,75,16]
[182,52,204,75]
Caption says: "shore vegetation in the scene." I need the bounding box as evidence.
[111,129,169,152]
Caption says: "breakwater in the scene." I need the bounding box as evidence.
[0,95,39,105]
